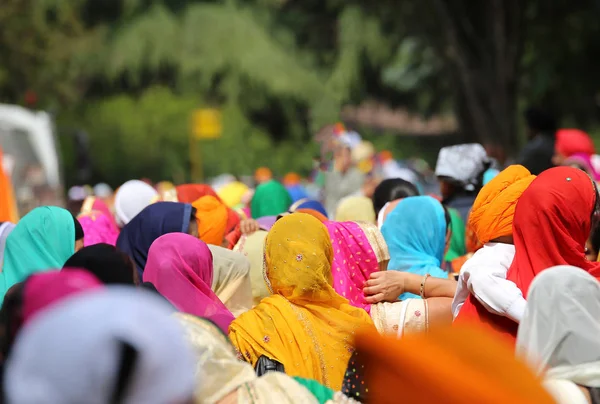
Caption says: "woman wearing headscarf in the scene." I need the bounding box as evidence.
[80,195,119,229]
[233,230,270,305]
[334,196,376,224]
[453,166,535,326]
[371,178,419,215]
[192,195,229,246]
[155,181,178,202]
[0,207,84,299]
[143,233,234,333]
[381,196,450,300]
[325,221,389,313]
[77,210,120,247]
[564,153,600,181]
[113,179,159,227]
[229,214,373,390]
[251,179,292,219]
[289,198,328,219]
[217,181,250,208]
[177,313,356,404]
[553,128,596,166]
[0,269,102,361]
[176,183,218,204]
[63,243,137,285]
[354,325,555,404]
[435,143,490,222]
[516,266,600,404]
[116,202,195,279]
[207,245,253,317]
[4,288,196,404]
[459,166,600,343]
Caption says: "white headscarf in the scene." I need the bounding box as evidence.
[516,265,600,387]
[5,287,196,404]
[435,143,489,191]
[114,180,158,227]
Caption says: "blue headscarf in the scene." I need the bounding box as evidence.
[0,207,75,299]
[381,196,448,299]
[286,184,308,203]
[116,202,192,279]
[290,198,328,218]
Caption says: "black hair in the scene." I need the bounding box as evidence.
[372,178,420,214]
[591,225,600,256]
[63,244,135,285]
[190,206,197,218]
[0,282,26,361]
[524,107,557,137]
[73,215,84,242]
[442,205,452,233]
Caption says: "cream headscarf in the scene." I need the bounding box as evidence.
[208,245,253,317]
[334,196,376,223]
[175,313,320,404]
[517,265,600,386]
[234,230,270,305]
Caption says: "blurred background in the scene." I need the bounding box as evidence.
[1,0,600,202]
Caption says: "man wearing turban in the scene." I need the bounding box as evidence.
[452,165,535,328]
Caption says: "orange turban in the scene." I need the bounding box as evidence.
[468,165,535,245]
[355,326,554,404]
[192,195,228,246]
[254,167,272,183]
[283,172,301,186]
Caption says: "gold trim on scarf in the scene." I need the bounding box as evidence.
[355,221,390,265]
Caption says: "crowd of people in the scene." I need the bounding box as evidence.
[0,115,599,403]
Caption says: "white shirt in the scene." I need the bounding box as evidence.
[452,243,526,323]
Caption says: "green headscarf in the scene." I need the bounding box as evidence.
[0,206,75,298]
[250,180,292,219]
[444,207,466,262]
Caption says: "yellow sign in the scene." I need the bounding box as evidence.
[192,108,222,139]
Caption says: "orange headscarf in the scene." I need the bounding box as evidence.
[355,326,554,404]
[192,196,228,246]
[295,208,328,223]
[176,184,218,204]
[468,165,536,245]
[254,167,272,183]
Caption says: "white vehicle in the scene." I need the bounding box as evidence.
[0,104,64,215]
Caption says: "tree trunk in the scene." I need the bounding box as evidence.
[430,0,523,155]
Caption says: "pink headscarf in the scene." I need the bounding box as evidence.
[23,269,103,325]
[142,233,234,333]
[77,211,120,246]
[325,221,381,313]
[80,197,118,230]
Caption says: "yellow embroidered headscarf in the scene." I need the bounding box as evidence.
[229,213,374,390]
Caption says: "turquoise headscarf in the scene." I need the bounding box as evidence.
[381,196,448,300]
[0,207,75,299]
[250,180,292,219]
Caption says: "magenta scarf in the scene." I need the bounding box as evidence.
[325,221,380,313]
[142,233,234,333]
[78,211,120,247]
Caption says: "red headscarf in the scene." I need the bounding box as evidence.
[555,129,595,157]
[456,167,600,343]
[176,184,218,204]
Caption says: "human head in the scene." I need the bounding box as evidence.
[192,195,228,246]
[63,243,137,285]
[516,266,600,376]
[508,166,600,294]
[116,202,193,279]
[143,233,234,333]
[73,215,84,252]
[553,128,596,166]
[176,184,218,204]
[524,107,557,140]
[1,207,78,299]
[334,196,376,223]
[5,288,196,404]
[0,269,102,361]
[435,144,489,198]
[114,180,159,227]
[254,167,273,184]
[468,165,536,245]
[250,180,292,219]
[77,211,119,247]
[372,178,420,215]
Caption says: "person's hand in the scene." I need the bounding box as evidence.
[240,219,260,235]
[363,271,405,304]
